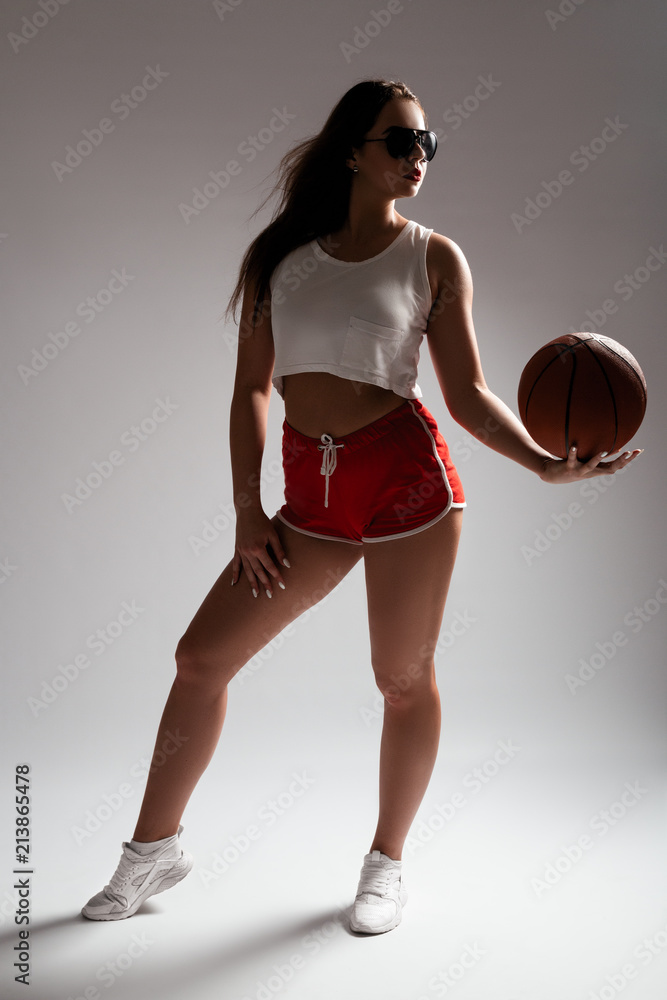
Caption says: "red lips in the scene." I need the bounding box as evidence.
[404,171,422,181]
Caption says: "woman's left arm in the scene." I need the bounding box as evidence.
[425,234,643,484]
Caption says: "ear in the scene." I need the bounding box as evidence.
[345,147,359,171]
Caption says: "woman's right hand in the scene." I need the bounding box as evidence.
[232,508,290,598]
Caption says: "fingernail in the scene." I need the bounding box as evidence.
[266,589,272,599]
[252,589,258,598]
[283,558,291,568]
[278,581,286,590]
[231,578,236,586]
[600,451,608,457]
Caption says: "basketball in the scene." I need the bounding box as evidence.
[517,333,647,461]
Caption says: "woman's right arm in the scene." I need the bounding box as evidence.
[229,276,290,598]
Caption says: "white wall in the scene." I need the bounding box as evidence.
[1,2,665,997]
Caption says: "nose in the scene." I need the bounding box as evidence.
[416,136,430,157]
[409,137,427,161]
[405,145,426,169]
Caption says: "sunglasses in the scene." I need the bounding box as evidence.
[361,126,438,162]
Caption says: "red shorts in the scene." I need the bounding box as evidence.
[276,399,466,545]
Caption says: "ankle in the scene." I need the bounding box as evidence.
[369,843,402,861]
[132,826,179,844]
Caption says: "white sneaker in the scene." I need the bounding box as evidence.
[81,825,193,920]
[349,849,408,934]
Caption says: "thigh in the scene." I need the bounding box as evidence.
[363,508,464,693]
[176,515,363,684]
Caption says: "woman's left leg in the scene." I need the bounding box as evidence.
[362,507,464,861]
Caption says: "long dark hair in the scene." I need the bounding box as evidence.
[223,78,427,332]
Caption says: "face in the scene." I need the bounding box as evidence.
[349,98,430,198]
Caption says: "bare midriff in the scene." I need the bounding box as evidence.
[282,371,407,439]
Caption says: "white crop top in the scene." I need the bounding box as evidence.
[269,219,434,399]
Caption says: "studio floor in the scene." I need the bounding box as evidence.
[2,755,665,1000]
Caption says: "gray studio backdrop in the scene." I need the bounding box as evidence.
[1,1,665,999]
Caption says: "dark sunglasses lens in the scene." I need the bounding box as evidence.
[422,132,437,160]
[415,131,436,161]
[389,129,436,161]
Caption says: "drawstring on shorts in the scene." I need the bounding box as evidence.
[317,434,345,507]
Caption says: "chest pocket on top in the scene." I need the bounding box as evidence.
[341,316,405,378]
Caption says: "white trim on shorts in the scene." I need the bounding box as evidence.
[275,509,364,545]
[361,500,466,543]
[277,501,466,546]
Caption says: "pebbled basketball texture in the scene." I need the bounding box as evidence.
[518,333,647,461]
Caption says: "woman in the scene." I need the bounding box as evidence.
[82,79,641,934]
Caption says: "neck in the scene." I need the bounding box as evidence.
[340,184,399,241]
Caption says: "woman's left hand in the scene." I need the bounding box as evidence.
[540,445,644,484]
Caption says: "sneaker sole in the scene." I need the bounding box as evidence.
[81,852,194,921]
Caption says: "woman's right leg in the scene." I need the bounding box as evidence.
[131,515,363,842]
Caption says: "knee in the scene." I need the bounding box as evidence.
[374,660,437,707]
[174,636,232,693]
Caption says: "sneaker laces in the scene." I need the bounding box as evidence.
[356,858,398,903]
[106,850,149,903]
